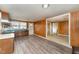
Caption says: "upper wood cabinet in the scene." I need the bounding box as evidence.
[70,11,79,47]
[2,11,10,20]
[0,10,10,20]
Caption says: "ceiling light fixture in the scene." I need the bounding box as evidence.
[42,4,49,8]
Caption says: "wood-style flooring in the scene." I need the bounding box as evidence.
[47,35,69,47]
[13,35,72,54]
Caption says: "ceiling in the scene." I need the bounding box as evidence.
[47,13,69,22]
[0,4,79,21]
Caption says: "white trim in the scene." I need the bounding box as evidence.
[68,13,71,47]
[34,34,48,40]
[50,22,51,34]
[46,20,47,38]
[58,34,69,37]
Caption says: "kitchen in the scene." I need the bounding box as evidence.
[0,10,30,53]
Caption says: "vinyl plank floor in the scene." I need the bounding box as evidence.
[13,35,72,54]
[47,35,69,47]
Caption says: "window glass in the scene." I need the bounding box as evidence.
[11,21,27,30]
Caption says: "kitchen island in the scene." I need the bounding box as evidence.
[0,33,14,54]
[2,29,29,38]
[14,30,28,38]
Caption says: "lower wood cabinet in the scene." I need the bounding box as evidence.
[0,39,14,54]
[15,31,28,37]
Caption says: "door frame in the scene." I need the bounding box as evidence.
[46,13,71,48]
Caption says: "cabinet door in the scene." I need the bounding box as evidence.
[0,39,14,54]
[2,11,10,20]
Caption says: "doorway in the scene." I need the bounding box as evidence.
[28,23,34,35]
[46,13,70,47]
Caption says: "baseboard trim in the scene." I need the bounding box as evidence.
[58,34,69,37]
[34,34,48,40]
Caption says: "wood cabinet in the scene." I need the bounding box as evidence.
[2,11,10,20]
[0,39,14,54]
[15,30,28,37]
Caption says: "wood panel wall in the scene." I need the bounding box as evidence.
[34,18,46,37]
[58,21,69,35]
[70,11,79,47]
